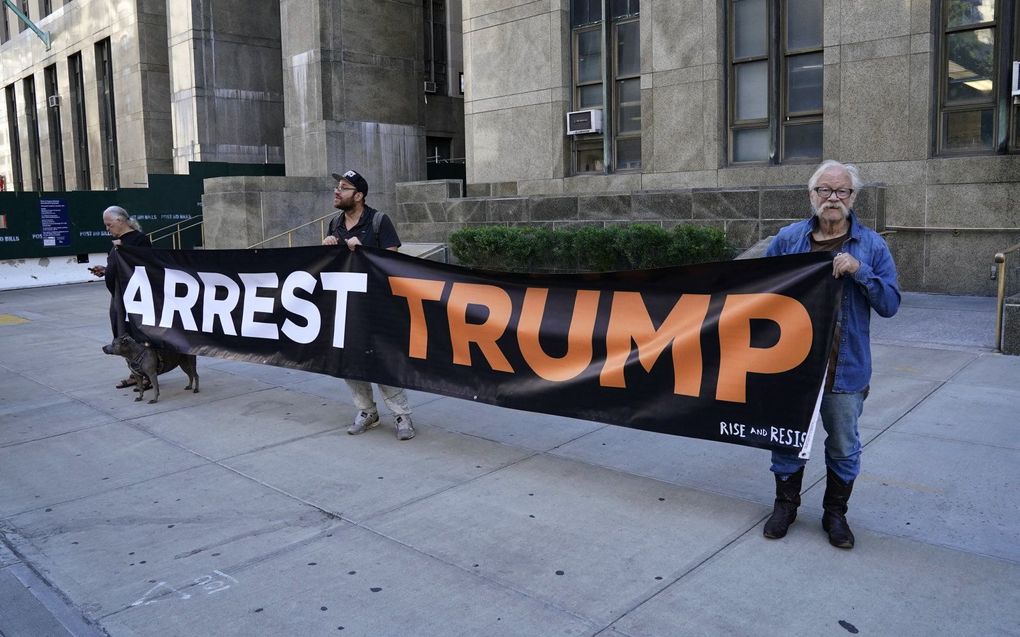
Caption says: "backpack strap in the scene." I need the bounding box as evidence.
[371,211,387,248]
[330,210,386,247]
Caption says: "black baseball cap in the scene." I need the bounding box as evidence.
[331,169,368,196]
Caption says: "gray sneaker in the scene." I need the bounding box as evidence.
[395,414,415,440]
[348,409,380,435]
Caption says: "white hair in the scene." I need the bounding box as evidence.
[808,160,862,192]
[103,205,142,232]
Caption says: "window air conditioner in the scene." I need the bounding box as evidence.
[566,109,603,135]
[47,95,59,108]
[424,81,438,94]
[1012,61,1020,97]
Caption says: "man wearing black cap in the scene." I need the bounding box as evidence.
[323,170,402,252]
[323,169,415,440]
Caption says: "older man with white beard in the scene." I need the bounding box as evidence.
[761,160,900,549]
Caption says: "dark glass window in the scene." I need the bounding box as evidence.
[5,84,24,192]
[936,0,1020,155]
[426,136,452,162]
[610,0,639,19]
[68,52,90,190]
[571,3,641,174]
[613,19,641,169]
[423,0,448,94]
[1,4,10,43]
[17,0,28,33]
[23,76,42,191]
[45,64,65,191]
[96,38,119,189]
[571,0,603,27]
[728,0,823,164]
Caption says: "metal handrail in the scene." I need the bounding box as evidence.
[148,216,204,249]
[426,156,466,163]
[247,212,335,249]
[994,241,1020,352]
[408,244,448,262]
[885,225,1019,234]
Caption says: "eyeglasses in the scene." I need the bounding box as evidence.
[335,186,358,193]
[813,186,854,200]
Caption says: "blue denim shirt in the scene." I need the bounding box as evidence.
[766,211,900,393]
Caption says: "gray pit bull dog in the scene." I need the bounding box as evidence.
[102,334,199,403]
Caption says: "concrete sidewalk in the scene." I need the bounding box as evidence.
[1,283,1017,636]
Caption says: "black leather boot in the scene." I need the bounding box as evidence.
[763,467,804,539]
[822,468,855,549]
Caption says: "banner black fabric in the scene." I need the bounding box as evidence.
[112,245,841,454]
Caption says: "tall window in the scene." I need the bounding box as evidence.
[573,26,603,172]
[570,0,641,174]
[728,0,823,164]
[5,84,23,192]
[96,38,119,189]
[1013,11,1020,153]
[45,64,65,191]
[23,76,42,191]
[423,0,447,94]
[68,52,90,190]
[936,0,1019,154]
[42,0,52,17]
[1,4,10,44]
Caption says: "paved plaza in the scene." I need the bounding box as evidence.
[1,282,1018,636]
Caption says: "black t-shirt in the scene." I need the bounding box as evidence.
[810,230,850,389]
[106,230,152,293]
[328,206,401,249]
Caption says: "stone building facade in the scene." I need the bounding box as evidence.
[0,0,298,190]
[1,0,465,224]
[2,0,1018,297]
[443,0,1020,296]
[1,0,176,190]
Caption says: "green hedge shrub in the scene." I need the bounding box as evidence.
[448,224,732,273]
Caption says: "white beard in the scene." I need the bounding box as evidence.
[812,201,849,219]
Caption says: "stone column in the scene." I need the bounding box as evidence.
[462,1,570,185]
[280,0,424,213]
[167,0,284,173]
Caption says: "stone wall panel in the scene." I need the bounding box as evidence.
[693,190,758,220]
[487,198,529,223]
[530,196,579,222]
[578,195,631,221]
[631,191,693,220]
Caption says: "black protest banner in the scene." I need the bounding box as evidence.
[112,245,841,454]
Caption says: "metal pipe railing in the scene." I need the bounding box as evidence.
[889,226,1020,351]
[145,212,446,264]
[411,244,448,262]
[994,241,1020,352]
[247,212,335,249]
[884,225,1019,234]
[148,216,203,249]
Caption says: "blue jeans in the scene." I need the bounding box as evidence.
[771,390,866,484]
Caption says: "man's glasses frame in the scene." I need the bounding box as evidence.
[812,186,854,200]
